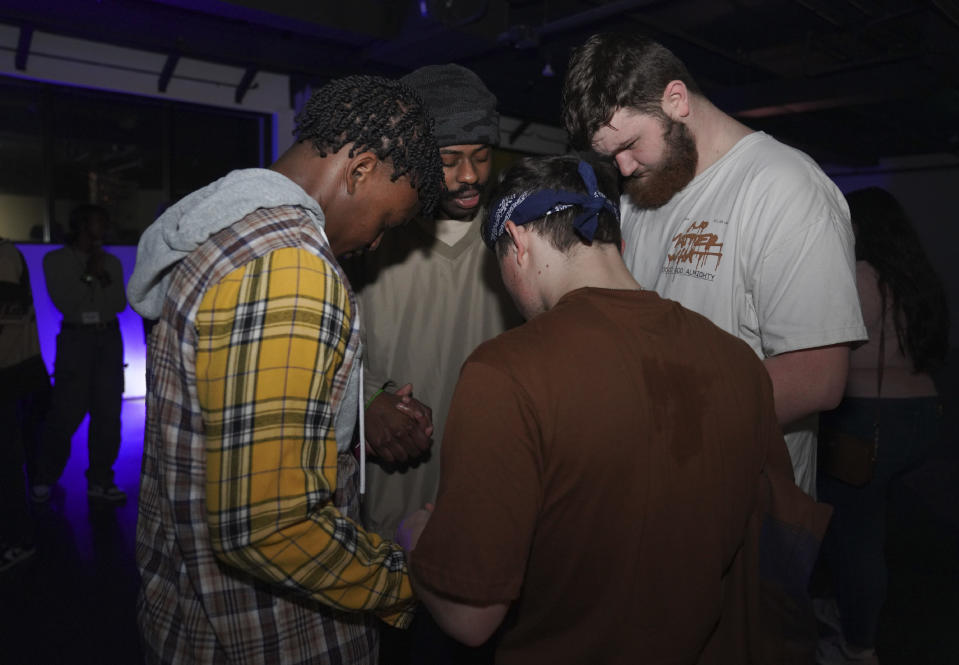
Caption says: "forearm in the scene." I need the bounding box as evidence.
[207,468,413,613]
[198,247,414,618]
[763,344,849,425]
[202,384,415,613]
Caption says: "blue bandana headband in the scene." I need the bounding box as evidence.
[483,160,619,250]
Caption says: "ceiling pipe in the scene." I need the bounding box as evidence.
[235,66,258,104]
[158,53,179,93]
[15,23,33,70]
[426,0,490,28]
[932,0,959,31]
[360,0,489,62]
[537,0,663,39]
[499,0,661,47]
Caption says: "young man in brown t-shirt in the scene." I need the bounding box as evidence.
[396,155,823,664]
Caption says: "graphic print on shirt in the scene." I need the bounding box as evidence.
[662,218,726,282]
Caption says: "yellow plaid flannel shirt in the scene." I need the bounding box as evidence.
[195,246,413,623]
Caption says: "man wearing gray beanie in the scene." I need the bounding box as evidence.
[347,64,521,548]
[402,64,500,159]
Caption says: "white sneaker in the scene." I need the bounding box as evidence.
[87,483,127,504]
[816,634,879,665]
[0,543,37,573]
[813,596,843,635]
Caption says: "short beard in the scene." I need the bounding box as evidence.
[623,118,697,210]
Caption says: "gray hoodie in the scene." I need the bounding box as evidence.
[127,167,365,466]
[127,168,326,320]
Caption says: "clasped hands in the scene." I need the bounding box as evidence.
[84,248,112,286]
[364,383,433,464]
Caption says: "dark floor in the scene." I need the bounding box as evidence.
[0,399,144,665]
[1,396,957,665]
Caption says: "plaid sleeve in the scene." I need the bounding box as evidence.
[195,246,413,615]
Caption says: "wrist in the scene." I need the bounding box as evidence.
[365,388,385,410]
[365,380,395,410]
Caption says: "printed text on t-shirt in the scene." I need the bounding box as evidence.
[663,219,725,281]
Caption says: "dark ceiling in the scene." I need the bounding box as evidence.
[2,0,958,167]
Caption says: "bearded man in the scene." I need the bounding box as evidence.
[347,64,522,540]
[562,33,867,497]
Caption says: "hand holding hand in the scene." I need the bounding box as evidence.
[392,382,433,436]
[364,383,433,464]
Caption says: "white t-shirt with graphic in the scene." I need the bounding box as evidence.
[621,131,867,495]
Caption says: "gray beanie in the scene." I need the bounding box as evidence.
[401,64,500,147]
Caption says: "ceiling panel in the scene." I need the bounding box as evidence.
[1,0,956,165]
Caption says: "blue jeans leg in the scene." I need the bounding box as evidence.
[818,396,940,648]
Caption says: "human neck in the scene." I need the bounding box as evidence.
[434,217,474,244]
[541,243,642,309]
[270,141,330,206]
[688,96,754,176]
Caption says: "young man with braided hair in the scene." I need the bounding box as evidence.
[397,154,827,664]
[562,33,866,498]
[128,75,442,664]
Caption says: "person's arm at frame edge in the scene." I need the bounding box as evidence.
[763,343,850,425]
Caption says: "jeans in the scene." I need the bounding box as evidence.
[0,394,42,545]
[818,396,941,648]
[36,325,124,487]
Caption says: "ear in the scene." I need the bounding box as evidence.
[345,151,380,195]
[661,80,690,120]
[504,221,530,265]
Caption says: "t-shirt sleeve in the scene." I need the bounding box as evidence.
[411,357,541,605]
[753,177,867,356]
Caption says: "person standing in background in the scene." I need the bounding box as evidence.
[32,205,127,504]
[816,187,949,665]
[0,238,49,571]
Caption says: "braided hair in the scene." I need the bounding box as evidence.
[294,75,443,215]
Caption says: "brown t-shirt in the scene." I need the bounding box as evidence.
[412,287,784,665]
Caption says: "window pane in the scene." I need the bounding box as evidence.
[172,106,268,203]
[0,75,272,245]
[0,82,44,242]
[50,87,164,245]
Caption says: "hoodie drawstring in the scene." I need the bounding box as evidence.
[358,358,366,496]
